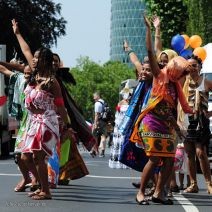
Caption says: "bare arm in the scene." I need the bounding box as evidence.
[152,16,162,56]
[123,40,142,77]
[144,15,160,77]
[11,19,34,70]
[51,79,70,126]
[0,64,14,77]
[0,61,25,72]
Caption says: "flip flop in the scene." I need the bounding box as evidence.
[135,197,149,205]
[152,196,173,205]
[31,193,52,200]
[28,189,41,197]
[14,181,32,192]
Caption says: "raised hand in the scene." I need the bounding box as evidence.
[143,15,151,28]
[11,19,20,34]
[152,15,160,29]
[123,40,131,52]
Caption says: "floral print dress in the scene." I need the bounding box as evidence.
[21,85,60,156]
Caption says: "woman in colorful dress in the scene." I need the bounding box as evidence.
[130,16,193,205]
[53,53,90,185]
[12,19,71,200]
[0,64,37,192]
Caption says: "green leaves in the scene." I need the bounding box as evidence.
[143,0,188,48]
[0,0,66,61]
[67,57,135,120]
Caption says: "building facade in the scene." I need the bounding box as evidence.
[110,0,146,65]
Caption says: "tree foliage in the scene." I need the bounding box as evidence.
[65,57,135,121]
[0,0,66,61]
[143,0,188,48]
[184,0,212,44]
[143,0,211,47]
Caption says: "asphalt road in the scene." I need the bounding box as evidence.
[0,148,212,212]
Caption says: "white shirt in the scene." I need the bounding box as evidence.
[94,99,104,113]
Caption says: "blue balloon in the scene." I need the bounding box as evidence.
[180,49,193,59]
[171,34,185,53]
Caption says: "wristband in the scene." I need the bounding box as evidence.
[127,50,134,55]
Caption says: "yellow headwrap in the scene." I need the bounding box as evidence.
[157,49,178,62]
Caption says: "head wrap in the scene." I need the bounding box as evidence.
[157,49,178,62]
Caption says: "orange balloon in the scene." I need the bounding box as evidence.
[193,47,207,61]
[189,35,202,48]
[182,34,190,49]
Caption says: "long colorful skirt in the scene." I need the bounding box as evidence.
[139,112,177,157]
[59,136,89,181]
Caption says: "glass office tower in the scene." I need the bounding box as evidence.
[110,0,146,65]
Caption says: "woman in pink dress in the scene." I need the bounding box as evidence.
[12,19,71,200]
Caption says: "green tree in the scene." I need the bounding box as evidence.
[0,0,66,61]
[184,0,212,44]
[143,0,188,48]
[65,57,135,121]
[143,0,212,47]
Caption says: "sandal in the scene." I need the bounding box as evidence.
[14,185,26,192]
[136,194,149,205]
[30,184,41,192]
[14,179,32,192]
[28,189,41,197]
[136,197,149,205]
[152,196,173,205]
[31,193,52,200]
[183,181,199,193]
[206,181,212,194]
[14,183,31,192]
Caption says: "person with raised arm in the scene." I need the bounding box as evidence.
[12,19,72,200]
[130,15,193,205]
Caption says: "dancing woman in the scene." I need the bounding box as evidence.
[130,16,193,205]
[12,19,71,200]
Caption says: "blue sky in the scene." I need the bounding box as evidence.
[52,0,111,68]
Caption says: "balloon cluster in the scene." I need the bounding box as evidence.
[171,34,207,61]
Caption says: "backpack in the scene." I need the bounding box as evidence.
[98,101,114,123]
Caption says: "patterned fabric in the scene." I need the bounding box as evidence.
[131,81,178,157]
[174,144,188,174]
[59,138,89,180]
[152,57,193,114]
[56,77,89,180]
[48,146,60,185]
[109,104,129,169]
[0,95,7,106]
[10,73,25,120]
[118,82,151,135]
[186,76,210,144]
[14,110,29,153]
[119,82,151,171]
[22,85,59,156]
[8,73,20,115]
